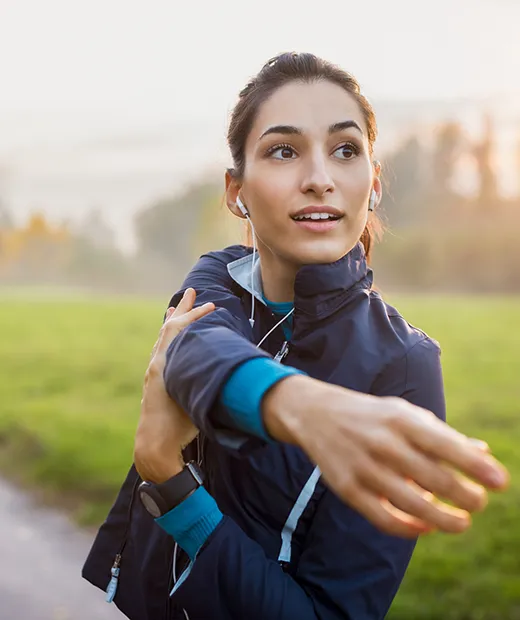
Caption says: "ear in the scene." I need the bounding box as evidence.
[225,170,246,219]
[372,161,382,207]
[373,176,382,206]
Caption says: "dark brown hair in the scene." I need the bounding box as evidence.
[227,52,383,262]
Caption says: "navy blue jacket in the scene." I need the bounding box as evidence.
[83,243,446,619]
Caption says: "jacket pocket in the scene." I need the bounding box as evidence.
[83,465,174,619]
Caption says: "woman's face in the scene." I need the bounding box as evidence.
[232,80,378,267]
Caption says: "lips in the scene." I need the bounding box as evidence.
[290,206,344,221]
[290,205,344,226]
[290,206,344,233]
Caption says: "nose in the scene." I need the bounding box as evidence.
[300,150,335,197]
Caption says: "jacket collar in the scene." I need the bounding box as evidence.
[227,242,372,321]
[227,252,267,306]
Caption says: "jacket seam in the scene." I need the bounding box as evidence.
[371,335,434,393]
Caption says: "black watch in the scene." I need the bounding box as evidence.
[138,461,204,518]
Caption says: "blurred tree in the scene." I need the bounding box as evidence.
[65,236,134,291]
[0,212,71,281]
[134,180,222,273]
[516,131,520,198]
[473,113,498,211]
[380,135,428,227]
[193,190,243,258]
[0,203,13,229]
[431,121,465,196]
[78,207,116,250]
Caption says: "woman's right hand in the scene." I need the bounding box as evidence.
[263,374,509,538]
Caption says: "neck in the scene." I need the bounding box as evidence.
[258,246,298,303]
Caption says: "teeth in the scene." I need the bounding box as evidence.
[293,213,337,221]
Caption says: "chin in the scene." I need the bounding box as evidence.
[289,240,355,266]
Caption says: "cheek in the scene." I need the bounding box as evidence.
[343,164,372,209]
[244,167,293,223]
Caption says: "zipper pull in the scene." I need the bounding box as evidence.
[105,554,121,603]
[274,341,289,363]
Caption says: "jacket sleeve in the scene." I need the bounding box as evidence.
[163,246,275,452]
[168,336,446,620]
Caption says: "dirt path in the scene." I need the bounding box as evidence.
[0,477,124,620]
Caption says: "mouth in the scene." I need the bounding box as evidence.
[290,206,344,232]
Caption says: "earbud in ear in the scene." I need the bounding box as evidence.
[368,189,378,212]
[236,196,249,217]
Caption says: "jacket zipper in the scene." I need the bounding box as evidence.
[274,340,290,363]
[105,473,141,603]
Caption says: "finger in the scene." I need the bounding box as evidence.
[375,438,488,513]
[469,438,490,453]
[156,302,215,354]
[348,488,433,539]
[153,307,175,357]
[402,408,509,490]
[358,463,471,533]
[172,302,215,330]
[172,288,196,317]
[406,479,434,502]
[150,337,160,360]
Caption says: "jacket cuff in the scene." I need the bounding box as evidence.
[155,486,223,560]
[220,358,306,441]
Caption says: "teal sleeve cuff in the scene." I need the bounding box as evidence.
[220,357,306,441]
[155,486,223,560]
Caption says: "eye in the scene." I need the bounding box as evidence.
[266,144,297,160]
[333,142,360,160]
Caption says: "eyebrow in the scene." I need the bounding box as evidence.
[258,120,364,141]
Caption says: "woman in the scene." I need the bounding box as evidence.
[83,53,509,620]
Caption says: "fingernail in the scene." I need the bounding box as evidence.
[487,468,507,487]
[469,438,489,451]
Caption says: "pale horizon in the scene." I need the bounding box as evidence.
[1,0,519,250]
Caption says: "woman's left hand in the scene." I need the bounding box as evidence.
[134,289,215,484]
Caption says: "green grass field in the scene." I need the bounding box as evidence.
[0,293,519,619]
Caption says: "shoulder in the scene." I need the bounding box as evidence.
[179,245,251,286]
[197,245,252,270]
[367,290,441,361]
[167,245,252,309]
[366,292,445,419]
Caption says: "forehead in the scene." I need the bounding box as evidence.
[249,80,367,142]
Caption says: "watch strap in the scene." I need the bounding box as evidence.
[142,461,204,515]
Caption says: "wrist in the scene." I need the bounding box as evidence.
[263,374,323,444]
[144,455,184,484]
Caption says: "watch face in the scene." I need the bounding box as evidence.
[139,489,162,518]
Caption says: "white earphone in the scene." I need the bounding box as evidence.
[236,196,249,217]
[236,196,257,328]
[368,189,378,212]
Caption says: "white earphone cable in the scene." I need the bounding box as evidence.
[256,307,294,350]
[246,214,257,329]
[244,211,293,347]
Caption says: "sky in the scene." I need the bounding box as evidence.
[0,0,519,249]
